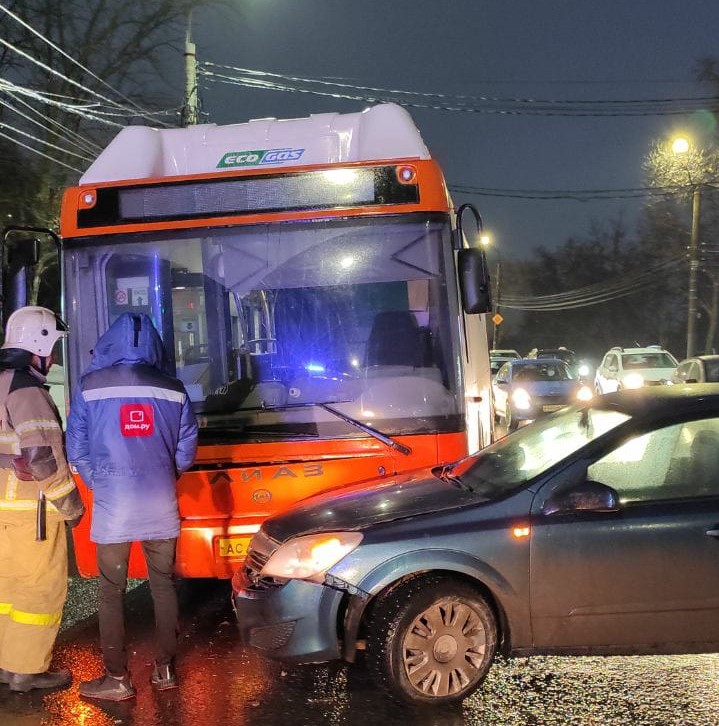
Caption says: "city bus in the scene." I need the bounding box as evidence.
[14,103,494,578]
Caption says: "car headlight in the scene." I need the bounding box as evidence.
[623,372,644,389]
[576,385,593,401]
[512,387,532,410]
[578,364,590,377]
[260,532,363,582]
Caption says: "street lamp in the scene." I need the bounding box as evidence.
[672,136,701,358]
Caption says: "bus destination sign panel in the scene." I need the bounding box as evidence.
[77,166,419,229]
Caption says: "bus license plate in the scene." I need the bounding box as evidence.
[217,536,252,558]
[542,404,563,412]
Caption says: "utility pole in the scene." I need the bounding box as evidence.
[181,11,199,127]
[686,185,701,358]
[492,262,501,349]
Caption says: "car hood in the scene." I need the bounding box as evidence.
[514,380,578,396]
[622,367,675,382]
[262,467,479,543]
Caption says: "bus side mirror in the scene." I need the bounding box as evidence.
[8,238,41,267]
[458,247,492,314]
[1,226,60,328]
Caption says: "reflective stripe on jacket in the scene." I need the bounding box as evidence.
[66,314,198,544]
[0,368,83,519]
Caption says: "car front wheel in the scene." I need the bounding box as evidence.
[365,574,498,706]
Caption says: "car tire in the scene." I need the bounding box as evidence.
[505,406,518,431]
[365,574,498,706]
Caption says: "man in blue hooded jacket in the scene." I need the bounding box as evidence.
[66,313,198,701]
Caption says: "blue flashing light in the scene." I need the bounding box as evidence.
[305,363,326,374]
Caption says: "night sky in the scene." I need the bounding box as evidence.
[193,0,719,259]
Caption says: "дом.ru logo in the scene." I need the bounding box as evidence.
[216,148,305,168]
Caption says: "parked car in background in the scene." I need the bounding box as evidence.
[492,358,593,430]
[595,345,678,394]
[671,355,719,385]
[232,386,719,707]
[526,346,592,379]
[490,348,522,378]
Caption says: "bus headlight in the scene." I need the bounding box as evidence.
[260,532,363,582]
[623,373,644,389]
[512,387,532,410]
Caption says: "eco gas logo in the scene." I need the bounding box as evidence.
[216,147,305,168]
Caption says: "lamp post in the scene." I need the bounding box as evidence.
[479,233,503,348]
[686,185,701,358]
[672,137,701,358]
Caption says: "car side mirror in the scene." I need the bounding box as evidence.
[543,480,621,516]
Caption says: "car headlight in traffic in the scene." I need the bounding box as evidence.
[623,373,644,389]
[260,532,363,582]
[576,385,593,402]
[578,363,590,377]
[511,387,532,410]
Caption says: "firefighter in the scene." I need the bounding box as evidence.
[0,306,84,692]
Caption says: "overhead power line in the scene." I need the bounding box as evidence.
[448,183,715,201]
[500,255,686,310]
[0,2,171,128]
[0,120,93,161]
[0,95,99,156]
[199,62,719,117]
[0,128,82,173]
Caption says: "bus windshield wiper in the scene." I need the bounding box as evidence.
[261,402,412,456]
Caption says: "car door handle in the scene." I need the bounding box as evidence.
[706,529,719,538]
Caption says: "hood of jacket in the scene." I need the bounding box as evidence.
[83,313,169,374]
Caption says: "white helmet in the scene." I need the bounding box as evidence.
[2,306,68,357]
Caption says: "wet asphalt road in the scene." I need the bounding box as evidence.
[2,578,719,726]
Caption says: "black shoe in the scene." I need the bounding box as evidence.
[79,673,136,702]
[8,669,72,692]
[151,662,178,690]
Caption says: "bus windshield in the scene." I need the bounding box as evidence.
[64,214,464,443]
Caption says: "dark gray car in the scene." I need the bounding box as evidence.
[232,386,719,706]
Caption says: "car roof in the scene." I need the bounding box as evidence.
[609,345,670,354]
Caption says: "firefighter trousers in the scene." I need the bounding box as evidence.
[0,517,68,674]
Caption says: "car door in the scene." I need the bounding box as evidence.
[595,353,616,393]
[529,415,719,651]
[492,363,511,418]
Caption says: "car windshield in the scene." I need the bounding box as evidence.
[512,362,571,382]
[449,404,630,498]
[622,353,676,369]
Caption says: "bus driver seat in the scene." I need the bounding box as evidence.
[364,310,426,369]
